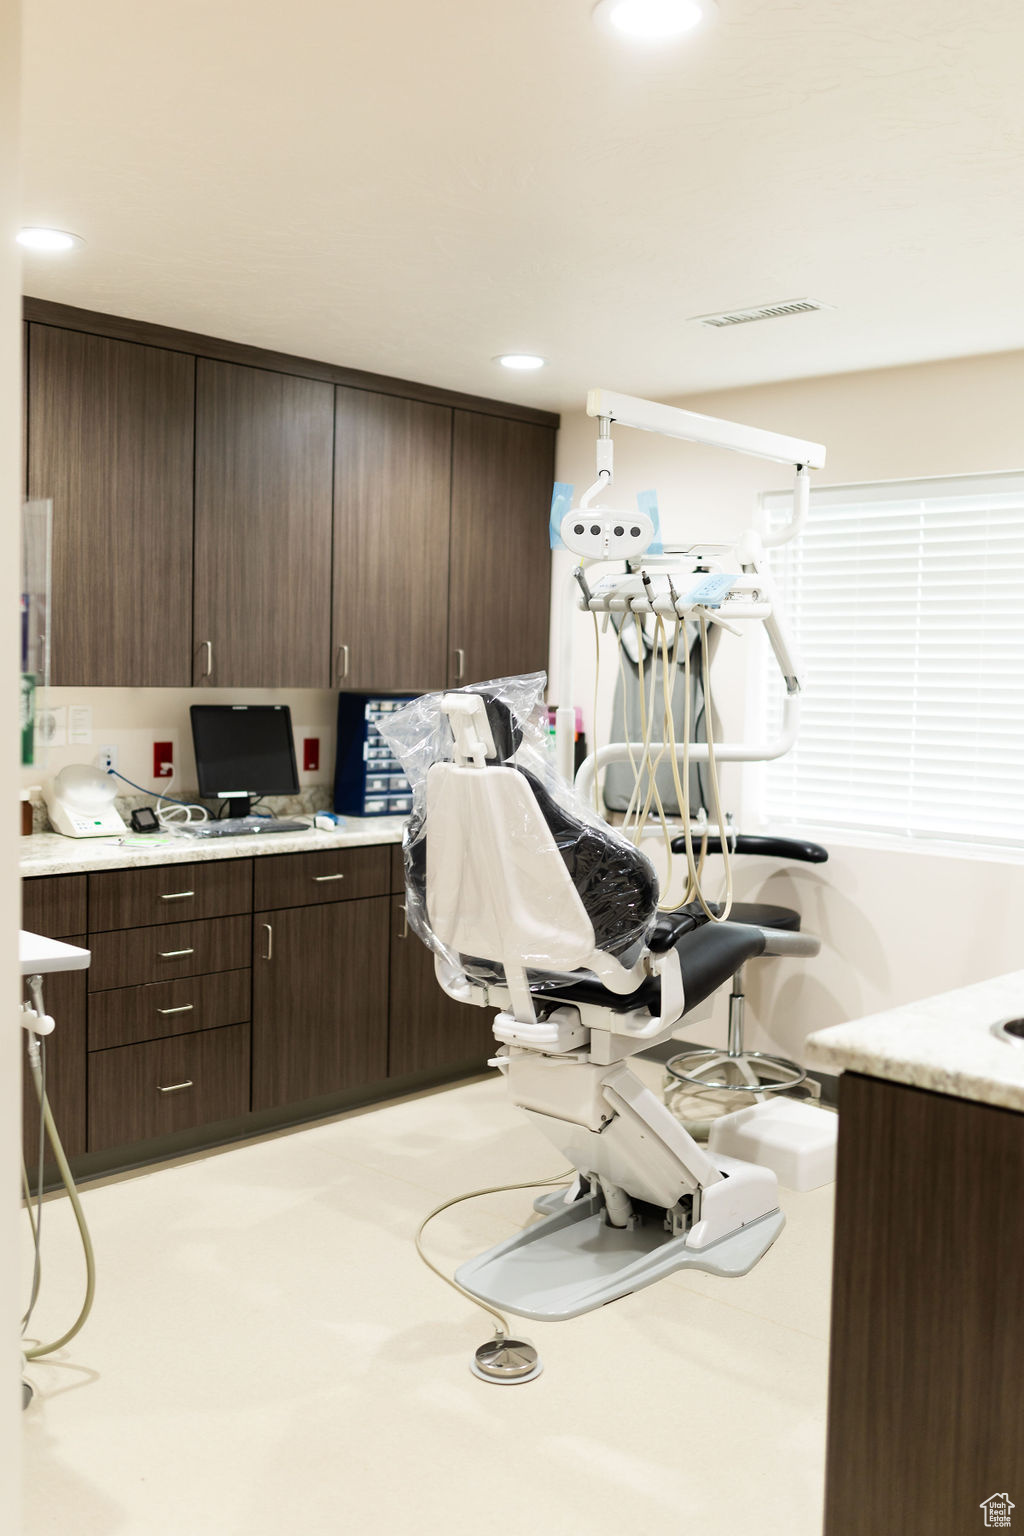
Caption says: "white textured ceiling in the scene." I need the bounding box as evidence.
[19,0,1024,411]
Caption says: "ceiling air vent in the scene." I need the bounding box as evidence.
[692,299,832,329]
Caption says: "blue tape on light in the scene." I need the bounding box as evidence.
[636,490,664,554]
[549,483,574,550]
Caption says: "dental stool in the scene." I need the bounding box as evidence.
[665,834,828,1100]
[406,691,822,1323]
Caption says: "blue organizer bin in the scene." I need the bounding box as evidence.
[334,694,416,817]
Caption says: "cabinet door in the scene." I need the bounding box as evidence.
[448,411,555,686]
[387,896,491,1079]
[193,360,334,687]
[21,938,88,1166]
[252,898,389,1111]
[27,325,195,686]
[333,388,452,692]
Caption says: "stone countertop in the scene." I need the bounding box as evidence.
[805,970,1024,1114]
[20,817,406,876]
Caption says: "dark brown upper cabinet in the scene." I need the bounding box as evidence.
[193,360,334,688]
[27,325,195,686]
[332,388,453,694]
[448,411,555,687]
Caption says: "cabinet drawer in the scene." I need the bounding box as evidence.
[87,914,250,991]
[253,846,389,912]
[22,874,87,939]
[89,859,252,932]
[87,1022,250,1151]
[88,968,251,1051]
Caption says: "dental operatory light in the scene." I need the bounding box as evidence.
[16,227,84,253]
[494,354,546,371]
[592,0,714,41]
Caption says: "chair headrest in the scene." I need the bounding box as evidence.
[467,689,523,763]
[442,689,524,767]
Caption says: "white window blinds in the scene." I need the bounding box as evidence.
[760,472,1024,850]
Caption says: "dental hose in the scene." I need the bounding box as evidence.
[415,1169,574,1341]
[669,613,733,921]
[21,1023,96,1360]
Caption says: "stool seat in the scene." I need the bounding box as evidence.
[729,902,801,932]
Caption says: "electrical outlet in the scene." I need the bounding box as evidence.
[154,740,174,778]
[303,737,320,773]
[95,745,118,772]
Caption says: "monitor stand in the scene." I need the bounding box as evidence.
[221,794,253,817]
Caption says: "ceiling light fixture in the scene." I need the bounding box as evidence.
[593,0,714,40]
[17,227,84,253]
[494,354,547,371]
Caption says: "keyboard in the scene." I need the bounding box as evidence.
[179,816,309,839]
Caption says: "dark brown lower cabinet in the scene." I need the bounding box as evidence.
[823,1073,1024,1536]
[21,941,88,1167]
[22,853,491,1169]
[88,1023,251,1151]
[252,898,389,1111]
[387,895,492,1077]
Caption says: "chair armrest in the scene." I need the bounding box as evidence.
[669,832,828,863]
[750,926,821,958]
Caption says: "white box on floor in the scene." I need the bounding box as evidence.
[707,1099,838,1192]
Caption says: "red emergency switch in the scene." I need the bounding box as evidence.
[154,741,173,778]
[303,737,320,773]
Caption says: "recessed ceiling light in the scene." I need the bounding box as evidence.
[593,0,715,40]
[495,354,547,371]
[16,227,84,253]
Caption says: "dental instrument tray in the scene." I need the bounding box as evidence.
[580,569,763,618]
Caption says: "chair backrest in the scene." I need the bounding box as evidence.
[425,761,598,974]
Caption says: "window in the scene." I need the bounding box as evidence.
[759,472,1024,850]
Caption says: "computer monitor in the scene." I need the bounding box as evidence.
[190,705,299,816]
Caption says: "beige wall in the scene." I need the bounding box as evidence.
[2,0,23,1525]
[24,687,339,806]
[553,350,1024,1060]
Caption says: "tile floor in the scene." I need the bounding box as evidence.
[21,1073,834,1536]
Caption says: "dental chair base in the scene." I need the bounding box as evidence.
[457,1180,785,1323]
[455,1043,784,1322]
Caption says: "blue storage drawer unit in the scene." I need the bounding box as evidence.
[334,694,415,817]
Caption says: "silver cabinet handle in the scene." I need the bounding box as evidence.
[397,902,408,940]
[336,643,350,683]
[262,922,273,961]
[160,891,194,902]
[157,1003,194,1016]
[157,1080,193,1095]
[313,873,345,882]
[159,948,194,958]
[454,647,465,681]
[202,640,213,678]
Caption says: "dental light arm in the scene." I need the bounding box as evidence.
[585,389,825,471]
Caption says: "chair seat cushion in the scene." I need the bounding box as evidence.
[464,919,768,1019]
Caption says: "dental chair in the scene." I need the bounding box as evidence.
[408,688,820,1324]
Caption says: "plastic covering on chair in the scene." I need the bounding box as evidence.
[377,673,660,988]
